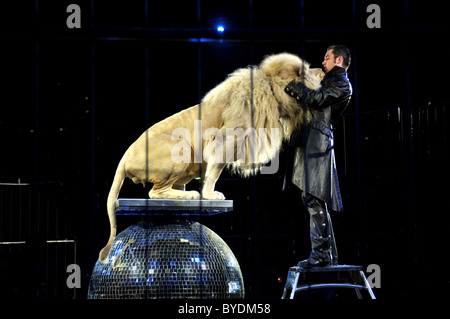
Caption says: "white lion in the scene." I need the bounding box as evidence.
[99,53,324,261]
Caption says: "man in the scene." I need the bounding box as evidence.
[284,45,352,267]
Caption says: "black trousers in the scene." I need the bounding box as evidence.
[302,193,338,265]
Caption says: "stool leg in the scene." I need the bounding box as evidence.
[359,270,376,299]
[281,270,300,299]
[289,272,300,299]
[281,281,291,299]
[282,270,294,299]
[354,287,363,299]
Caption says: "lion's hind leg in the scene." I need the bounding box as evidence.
[149,183,200,199]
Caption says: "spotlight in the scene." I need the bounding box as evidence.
[216,25,225,33]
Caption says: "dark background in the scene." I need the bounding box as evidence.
[0,0,448,300]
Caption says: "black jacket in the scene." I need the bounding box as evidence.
[284,66,352,212]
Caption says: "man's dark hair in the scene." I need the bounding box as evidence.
[327,44,351,69]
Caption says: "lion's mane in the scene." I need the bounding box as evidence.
[202,53,322,176]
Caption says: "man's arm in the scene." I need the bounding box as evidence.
[285,80,343,110]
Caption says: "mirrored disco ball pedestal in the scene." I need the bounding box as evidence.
[88,198,244,299]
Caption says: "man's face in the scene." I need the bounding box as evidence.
[322,50,337,74]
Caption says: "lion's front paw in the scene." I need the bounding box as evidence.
[185,190,201,199]
[202,191,226,200]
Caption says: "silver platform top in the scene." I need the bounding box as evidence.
[115,198,233,216]
[290,265,363,272]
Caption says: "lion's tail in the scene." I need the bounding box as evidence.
[99,153,127,262]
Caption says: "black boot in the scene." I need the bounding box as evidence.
[298,250,332,267]
[297,228,333,268]
[298,195,338,267]
[324,207,338,265]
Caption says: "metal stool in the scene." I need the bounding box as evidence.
[281,265,376,299]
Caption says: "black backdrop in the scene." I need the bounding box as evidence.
[0,0,448,300]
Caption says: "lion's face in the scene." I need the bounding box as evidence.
[309,68,325,83]
[296,67,323,91]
